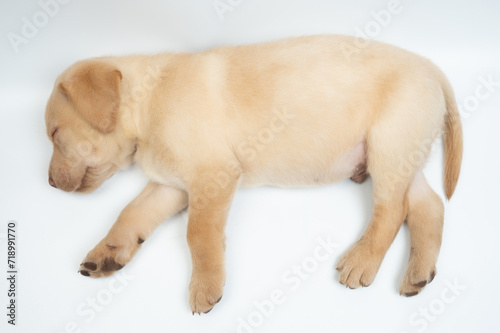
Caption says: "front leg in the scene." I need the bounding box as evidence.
[79,182,188,277]
[187,168,240,314]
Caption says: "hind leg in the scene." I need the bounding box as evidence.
[337,182,409,288]
[335,97,441,289]
[399,171,444,296]
[337,136,418,288]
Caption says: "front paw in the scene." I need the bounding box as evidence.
[336,240,383,289]
[189,270,225,315]
[78,234,144,278]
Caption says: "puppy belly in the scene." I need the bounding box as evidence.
[241,141,367,188]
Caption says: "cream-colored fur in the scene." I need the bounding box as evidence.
[45,35,463,314]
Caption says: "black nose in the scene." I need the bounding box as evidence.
[49,176,57,188]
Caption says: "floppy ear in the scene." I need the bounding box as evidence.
[59,61,122,134]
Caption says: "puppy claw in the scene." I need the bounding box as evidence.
[79,270,90,277]
[429,270,436,283]
[209,295,223,306]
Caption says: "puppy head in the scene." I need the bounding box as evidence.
[45,60,135,193]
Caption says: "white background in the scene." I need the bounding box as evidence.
[1,1,499,332]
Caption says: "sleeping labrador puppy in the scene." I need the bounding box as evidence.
[45,35,462,314]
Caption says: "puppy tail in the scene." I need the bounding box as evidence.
[440,74,463,200]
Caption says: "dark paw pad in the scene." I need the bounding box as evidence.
[83,262,97,271]
[101,258,124,272]
[413,280,427,288]
[404,290,419,297]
